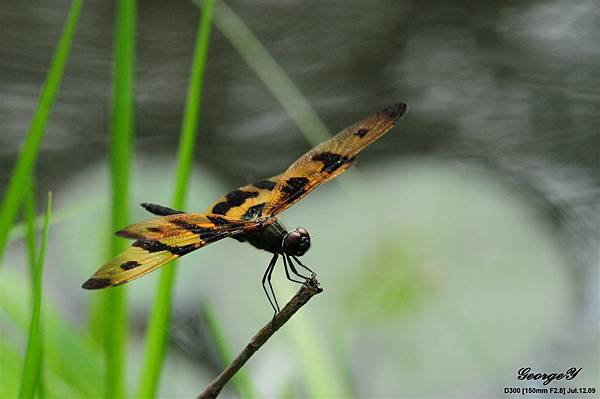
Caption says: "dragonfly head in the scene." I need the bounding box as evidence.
[282,227,311,256]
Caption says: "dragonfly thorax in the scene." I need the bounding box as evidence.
[236,223,311,256]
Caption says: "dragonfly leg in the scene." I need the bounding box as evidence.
[283,255,307,284]
[291,255,317,277]
[262,253,280,315]
[286,254,311,280]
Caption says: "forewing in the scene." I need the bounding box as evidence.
[263,102,407,216]
[207,174,282,220]
[82,213,259,289]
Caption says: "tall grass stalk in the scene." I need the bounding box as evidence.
[23,181,37,283]
[0,0,83,264]
[203,302,257,399]
[18,192,52,399]
[104,0,136,397]
[22,182,45,398]
[211,1,330,147]
[138,1,215,397]
[286,306,350,398]
[211,2,362,189]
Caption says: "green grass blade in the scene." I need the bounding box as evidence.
[171,2,215,210]
[23,181,47,398]
[104,0,137,397]
[211,1,330,146]
[211,0,363,191]
[279,285,350,399]
[0,0,83,265]
[23,181,37,284]
[18,192,52,399]
[202,302,257,399]
[137,2,215,397]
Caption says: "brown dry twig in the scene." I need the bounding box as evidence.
[197,277,323,399]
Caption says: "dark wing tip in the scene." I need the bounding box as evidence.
[115,229,143,239]
[380,102,408,121]
[141,202,185,216]
[82,277,113,290]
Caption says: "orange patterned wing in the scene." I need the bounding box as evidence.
[207,174,282,220]
[263,102,408,216]
[82,213,263,289]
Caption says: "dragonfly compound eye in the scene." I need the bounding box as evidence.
[283,227,311,256]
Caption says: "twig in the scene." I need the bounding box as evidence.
[197,277,323,399]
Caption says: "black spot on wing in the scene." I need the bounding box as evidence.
[141,203,185,216]
[311,152,354,173]
[253,180,277,190]
[242,203,265,220]
[121,261,141,270]
[132,239,170,252]
[225,189,259,202]
[82,277,112,290]
[281,177,310,195]
[210,202,228,215]
[355,128,369,138]
[206,215,246,230]
[117,225,164,239]
[207,215,230,226]
[170,218,217,241]
[132,239,197,256]
[212,189,259,215]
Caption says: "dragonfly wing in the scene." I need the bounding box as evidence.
[82,213,261,289]
[263,103,407,216]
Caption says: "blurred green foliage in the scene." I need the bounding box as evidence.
[0,156,577,398]
[348,239,433,319]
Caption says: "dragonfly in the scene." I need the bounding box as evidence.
[83,102,408,314]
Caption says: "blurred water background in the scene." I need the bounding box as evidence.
[1,0,598,398]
